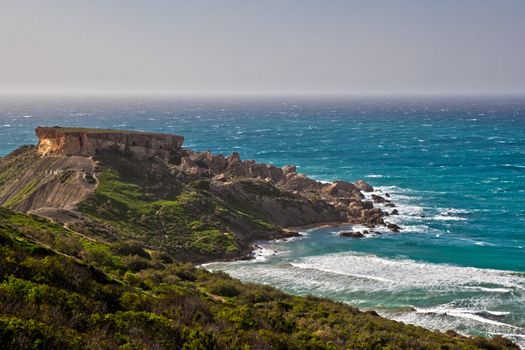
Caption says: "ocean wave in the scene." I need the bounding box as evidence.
[413,306,516,328]
[385,304,525,347]
[290,252,525,293]
[206,250,525,346]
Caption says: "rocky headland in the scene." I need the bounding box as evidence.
[0,126,399,262]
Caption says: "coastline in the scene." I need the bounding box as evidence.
[205,226,525,348]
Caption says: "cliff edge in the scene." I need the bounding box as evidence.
[36,126,184,160]
[0,127,397,262]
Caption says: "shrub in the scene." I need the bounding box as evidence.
[110,240,149,259]
[208,280,240,297]
[123,255,150,272]
[55,236,83,256]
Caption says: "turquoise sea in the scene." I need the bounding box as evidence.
[1,96,524,345]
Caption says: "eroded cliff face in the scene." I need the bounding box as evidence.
[0,147,97,222]
[36,127,184,160]
[1,127,396,259]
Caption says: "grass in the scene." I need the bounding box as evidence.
[77,168,239,258]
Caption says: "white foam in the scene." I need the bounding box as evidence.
[414,306,516,328]
[431,215,467,221]
[252,246,282,262]
[289,252,525,293]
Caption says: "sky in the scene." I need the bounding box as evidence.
[1,0,524,96]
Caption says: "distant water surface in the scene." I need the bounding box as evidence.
[1,95,524,345]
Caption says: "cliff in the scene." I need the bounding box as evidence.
[35,126,184,160]
[1,127,397,262]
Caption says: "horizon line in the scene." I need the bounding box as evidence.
[1,91,525,99]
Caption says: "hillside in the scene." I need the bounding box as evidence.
[0,127,519,349]
[0,207,518,349]
[0,127,391,262]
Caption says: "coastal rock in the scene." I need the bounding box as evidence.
[387,223,402,232]
[282,165,296,174]
[339,231,364,238]
[349,200,374,210]
[36,126,184,160]
[355,180,374,192]
[371,194,388,204]
[279,173,321,193]
[323,180,361,198]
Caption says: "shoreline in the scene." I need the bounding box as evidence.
[204,228,525,348]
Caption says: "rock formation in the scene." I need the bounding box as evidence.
[1,127,393,254]
[36,126,184,160]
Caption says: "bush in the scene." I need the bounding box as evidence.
[123,255,150,272]
[55,236,83,256]
[110,240,149,259]
[208,280,240,297]
[80,249,114,267]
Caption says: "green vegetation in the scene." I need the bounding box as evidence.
[0,207,518,349]
[73,155,282,261]
[76,167,241,260]
[0,146,39,189]
[2,178,40,207]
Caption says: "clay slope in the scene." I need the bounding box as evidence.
[0,146,96,222]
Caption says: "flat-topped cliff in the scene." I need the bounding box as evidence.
[36,126,184,160]
[1,126,401,261]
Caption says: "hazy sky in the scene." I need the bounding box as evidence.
[1,0,524,95]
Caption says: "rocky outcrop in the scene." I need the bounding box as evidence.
[173,150,386,227]
[36,127,184,160]
[355,180,374,192]
[339,231,365,238]
[2,127,393,236]
[0,149,96,222]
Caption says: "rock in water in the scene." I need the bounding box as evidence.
[387,223,402,232]
[339,231,365,238]
[371,194,388,203]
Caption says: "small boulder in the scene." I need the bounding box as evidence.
[371,194,388,203]
[390,209,399,215]
[387,223,402,232]
[282,165,296,174]
[339,231,364,238]
[324,180,360,197]
[355,180,374,192]
[349,200,374,210]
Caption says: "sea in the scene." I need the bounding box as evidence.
[0,95,524,345]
